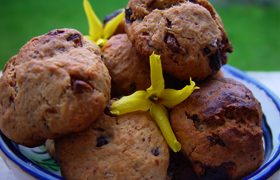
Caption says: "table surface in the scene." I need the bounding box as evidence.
[0,71,280,180]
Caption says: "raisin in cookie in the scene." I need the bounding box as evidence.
[125,0,232,81]
[0,28,111,147]
[102,34,150,96]
[170,77,263,179]
[55,112,169,180]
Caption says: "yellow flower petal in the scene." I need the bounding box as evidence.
[147,52,165,97]
[110,91,152,115]
[96,38,107,47]
[83,0,103,41]
[103,10,125,39]
[160,78,199,108]
[150,104,181,152]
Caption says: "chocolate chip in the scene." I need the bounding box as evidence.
[164,33,181,53]
[9,96,14,103]
[142,32,149,36]
[66,34,82,47]
[209,48,222,72]
[151,147,160,156]
[96,135,109,147]
[190,114,203,131]
[47,29,65,36]
[189,0,197,3]
[94,127,105,132]
[46,107,57,114]
[203,47,211,56]
[166,18,172,28]
[207,134,226,147]
[71,79,93,94]
[125,8,134,23]
[104,9,123,24]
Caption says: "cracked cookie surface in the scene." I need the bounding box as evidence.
[125,0,232,80]
[55,112,169,180]
[0,28,111,147]
[170,77,264,179]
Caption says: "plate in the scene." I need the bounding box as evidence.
[0,65,280,180]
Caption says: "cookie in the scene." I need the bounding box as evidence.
[55,112,169,180]
[125,0,232,80]
[170,77,264,179]
[0,28,111,147]
[102,34,150,96]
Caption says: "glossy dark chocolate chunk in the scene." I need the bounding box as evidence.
[96,135,109,147]
[203,47,211,56]
[151,147,160,156]
[66,34,82,47]
[47,29,65,36]
[188,0,197,3]
[209,48,222,72]
[71,79,93,94]
[207,134,226,147]
[125,8,134,23]
[166,18,172,28]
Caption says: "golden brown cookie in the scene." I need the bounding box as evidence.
[125,0,232,81]
[102,34,150,96]
[55,112,169,180]
[0,28,111,147]
[170,77,264,179]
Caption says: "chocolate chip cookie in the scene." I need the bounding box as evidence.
[0,28,111,147]
[55,112,169,180]
[125,0,232,81]
[102,34,150,96]
[170,77,264,179]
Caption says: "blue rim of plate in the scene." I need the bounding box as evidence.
[0,65,280,180]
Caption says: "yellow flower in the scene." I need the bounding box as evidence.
[110,52,199,152]
[83,0,125,47]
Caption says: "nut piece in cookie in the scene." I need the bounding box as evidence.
[102,34,150,96]
[0,28,111,147]
[55,112,169,180]
[125,0,232,81]
[170,77,264,179]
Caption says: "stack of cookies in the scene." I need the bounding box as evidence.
[0,0,264,179]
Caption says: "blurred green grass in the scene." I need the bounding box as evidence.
[0,0,279,70]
